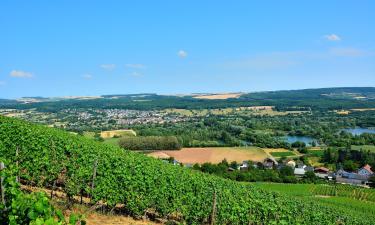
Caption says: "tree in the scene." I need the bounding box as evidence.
[280,166,294,177]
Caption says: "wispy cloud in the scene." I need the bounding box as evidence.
[82,74,93,79]
[177,50,188,58]
[329,47,370,57]
[10,70,34,78]
[125,64,145,69]
[324,34,341,41]
[0,81,6,86]
[100,64,116,70]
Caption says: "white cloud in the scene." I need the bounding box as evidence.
[0,81,6,86]
[125,64,145,69]
[100,64,116,70]
[82,74,93,79]
[177,50,188,58]
[324,34,341,41]
[329,47,370,57]
[10,70,34,78]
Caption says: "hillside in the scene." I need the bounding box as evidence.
[0,116,374,224]
[2,87,375,112]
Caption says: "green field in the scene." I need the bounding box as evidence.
[83,131,120,146]
[307,150,325,157]
[103,137,120,146]
[352,145,375,152]
[253,183,375,217]
[270,151,296,157]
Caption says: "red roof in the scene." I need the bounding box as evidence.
[314,167,329,173]
[362,164,373,174]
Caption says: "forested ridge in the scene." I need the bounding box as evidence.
[2,87,375,112]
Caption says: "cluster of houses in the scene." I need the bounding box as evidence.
[151,152,374,187]
[238,157,374,186]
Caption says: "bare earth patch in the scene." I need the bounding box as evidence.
[86,213,157,225]
[149,147,268,164]
[193,93,242,100]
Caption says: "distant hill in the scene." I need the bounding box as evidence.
[1,87,375,111]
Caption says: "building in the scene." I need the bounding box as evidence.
[335,165,374,186]
[358,164,374,176]
[263,158,278,169]
[239,161,250,171]
[294,168,306,177]
[314,167,330,179]
[286,160,296,168]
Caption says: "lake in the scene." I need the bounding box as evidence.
[282,136,318,146]
[342,128,375,135]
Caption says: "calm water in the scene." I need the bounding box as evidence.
[283,136,318,146]
[342,128,375,135]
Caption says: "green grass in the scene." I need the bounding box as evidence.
[270,151,295,157]
[253,183,375,217]
[307,150,325,157]
[351,145,375,152]
[83,131,95,138]
[103,137,120,146]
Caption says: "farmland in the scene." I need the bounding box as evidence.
[149,147,269,164]
[254,183,375,217]
[192,93,242,99]
[269,151,296,158]
[1,116,374,224]
[100,129,136,138]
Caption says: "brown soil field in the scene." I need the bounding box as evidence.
[193,93,242,100]
[86,213,157,225]
[148,147,268,164]
[100,129,136,138]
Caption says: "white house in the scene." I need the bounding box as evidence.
[294,168,306,177]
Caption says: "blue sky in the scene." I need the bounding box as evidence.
[1,1,374,99]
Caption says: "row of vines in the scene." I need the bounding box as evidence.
[0,116,374,224]
[0,158,84,225]
[310,184,375,202]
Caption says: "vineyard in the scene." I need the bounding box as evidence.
[0,158,84,224]
[255,183,375,218]
[1,116,375,224]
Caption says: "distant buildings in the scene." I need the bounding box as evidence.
[336,164,373,186]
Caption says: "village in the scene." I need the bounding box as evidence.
[152,152,374,187]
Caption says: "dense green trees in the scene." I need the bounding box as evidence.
[322,147,375,170]
[118,136,181,150]
[131,110,375,149]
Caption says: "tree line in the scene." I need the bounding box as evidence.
[118,136,181,150]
